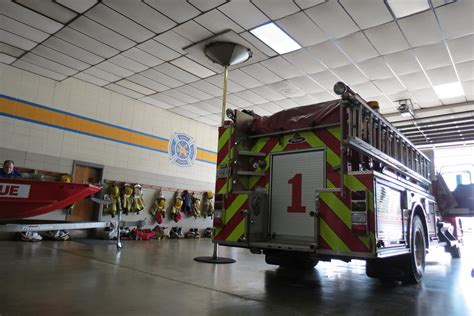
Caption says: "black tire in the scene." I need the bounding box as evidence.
[403,215,426,284]
[265,252,318,270]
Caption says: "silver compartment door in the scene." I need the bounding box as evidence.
[269,149,325,243]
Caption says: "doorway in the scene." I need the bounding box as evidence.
[67,161,103,222]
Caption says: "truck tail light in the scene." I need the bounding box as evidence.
[351,190,368,235]
[213,210,224,227]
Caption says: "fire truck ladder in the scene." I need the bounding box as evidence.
[334,82,431,187]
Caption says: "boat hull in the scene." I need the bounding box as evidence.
[0,179,101,220]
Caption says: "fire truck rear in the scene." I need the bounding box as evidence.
[212,82,460,284]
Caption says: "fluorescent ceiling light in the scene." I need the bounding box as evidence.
[386,0,430,18]
[250,22,301,54]
[433,82,465,99]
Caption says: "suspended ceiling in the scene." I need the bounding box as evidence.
[1,0,473,146]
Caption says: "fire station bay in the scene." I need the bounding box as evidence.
[1,1,474,315]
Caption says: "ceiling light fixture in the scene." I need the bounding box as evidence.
[250,22,301,54]
[397,99,416,118]
[385,0,430,18]
[433,82,465,99]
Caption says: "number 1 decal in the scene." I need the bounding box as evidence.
[287,173,306,213]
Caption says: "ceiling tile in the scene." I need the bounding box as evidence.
[309,70,340,91]
[116,80,155,95]
[282,48,326,74]
[410,88,440,107]
[0,1,63,33]
[306,41,351,68]
[0,16,49,43]
[261,56,304,79]
[192,101,221,114]
[384,50,421,76]
[194,116,220,126]
[364,22,409,55]
[336,31,379,63]
[206,75,245,93]
[96,61,134,77]
[179,104,212,116]
[218,1,269,29]
[256,102,284,114]
[0,30,37,50]
[188,0,226,12]
[69,16,135,51]
[310,90,335,103]
[128,74,169,92]
[251,85,286,102]
[85,67,121,82]
[253,0,299,20]
[109,55,148,73]
[21,53,77,76]
[227,94,252,108]
[141,95,174,109]
[168,107,198,119]
[170,57,215,78]
[43,37,104,65]
[332,64,368,85]
[107,83,144,99]
[155,63,199,84]
[16,0,77,24]
[291,94,319,106]
[339,0,392,29]
[162,89,199,104]
[295,0,326,10]
[173,20,214,43]
[189,80,223,97]
[0,43,24,57]
[273,98,300,109]
[398,71,431,91]
[144,0,200,23]
[305,1,359,39]
[276,12,328,47]
[448,34,474,64]
[286,76,324,94]
[358,57,394,80]
[175,85,213,101]
[154,31,192,54]
[13,60,66,81]
[74,72,109,86]
[436,0,474,39]
[55,27,118,58]
[240,63,282,85]
[56,0,98,13]
[138,39,181,61]
[228,69,264,89]
[239,32,278,57]
[456,60,474,82]
[32,45,90,71]
[426,65,458,86]
[0,53,16,64]
[246,105,272,116]
[398,11,443,47]
[234,90,268,105]
[462,80,474,101]
[350,82,381,98]
[141,68,183,88]
[414,42,451,70]
[101,0,175,34]
[373,77,405,95]
[149,92,184,107]
[122,48,163,68]
[86,3,155,42]
[193,9,244,34]
[269,81,306,98]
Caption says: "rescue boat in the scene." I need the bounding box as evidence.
[0,178,100,220]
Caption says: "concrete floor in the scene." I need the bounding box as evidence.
[0,238,473,316]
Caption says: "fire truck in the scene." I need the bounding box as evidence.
[212,81,461,284]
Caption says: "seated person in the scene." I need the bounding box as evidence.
[0,160,21,178]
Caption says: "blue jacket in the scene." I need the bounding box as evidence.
[0,170,21,178]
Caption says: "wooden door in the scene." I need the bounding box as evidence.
[67,164,103,222]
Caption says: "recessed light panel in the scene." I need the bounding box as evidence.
[433,82,465,99]
[250,22,301,54]
[386,0,430,18]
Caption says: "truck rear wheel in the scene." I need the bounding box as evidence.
[403,215,426,284]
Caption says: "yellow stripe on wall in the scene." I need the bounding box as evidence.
[1,95,217,164]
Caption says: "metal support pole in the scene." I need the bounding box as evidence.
[221,65,229,125]
[116,210,122,251]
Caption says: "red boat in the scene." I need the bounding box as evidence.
[0,179,101,220]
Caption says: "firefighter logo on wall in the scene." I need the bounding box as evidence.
[168,132,196,167]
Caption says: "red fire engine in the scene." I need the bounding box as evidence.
[212,81,460,284]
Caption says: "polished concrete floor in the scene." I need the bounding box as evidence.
[0,237,473,316]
